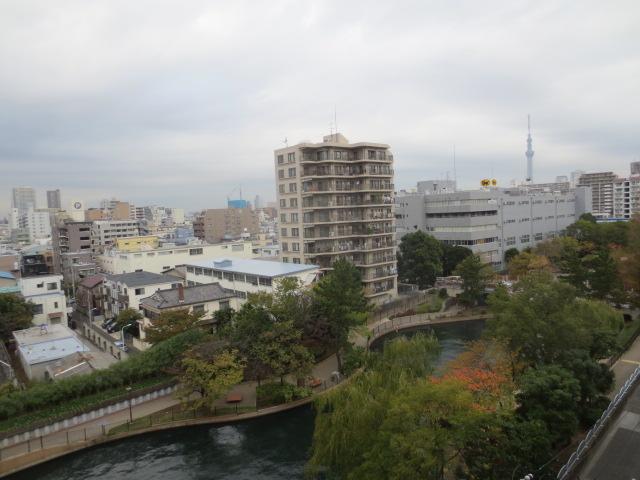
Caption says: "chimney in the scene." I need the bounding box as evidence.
[178,283,184,303]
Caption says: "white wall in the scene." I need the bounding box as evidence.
[20,274,67,325]
[98,242,256,274]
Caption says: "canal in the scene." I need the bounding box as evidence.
[8,320,484,480]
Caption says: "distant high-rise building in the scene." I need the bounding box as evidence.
[228,199,249,209]
[417,180,456,194]
[11,187,36,214]
[254,195,263,210]
[555,175,569,183]
[525,115,535,182]
[631,161,640,176]
[570,170,586,187]
[46,189,62,209]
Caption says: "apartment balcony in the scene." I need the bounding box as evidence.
[362,267,397,282]
[303,209,393,225]
[301,167,394,178]
[300,152,393,164]
[302,196,394,209]
[364,280,396,297]
[303,225,394,240]
[304,238,394,255]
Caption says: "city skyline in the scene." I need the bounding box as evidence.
[1,1,639,215]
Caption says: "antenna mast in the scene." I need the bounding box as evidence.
[453,145,457,190]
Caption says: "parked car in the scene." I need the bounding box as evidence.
[101,319,115,329]
[107,323,120,334]
[114,340,128,352]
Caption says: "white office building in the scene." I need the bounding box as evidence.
[395,186,592,268]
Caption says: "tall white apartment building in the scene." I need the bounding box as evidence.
[274,133,397,303]
[18,208,53,242]
[577,171,618,219]
[11,187,36,214]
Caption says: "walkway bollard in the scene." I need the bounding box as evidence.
[84,428,87,441]
[40,436,44,450]
[235,404,238,415]
[66,431,69,445]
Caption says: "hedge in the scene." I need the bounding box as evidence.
[0,329,204,421]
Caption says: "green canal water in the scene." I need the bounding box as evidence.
[9,321,484,480]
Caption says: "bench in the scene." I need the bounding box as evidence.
[308,378,322,388]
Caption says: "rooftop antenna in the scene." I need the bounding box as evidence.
[334,105,338,140]
[283,137,288,147]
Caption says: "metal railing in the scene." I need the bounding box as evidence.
[0,376,344,463]
[556,364,640,479]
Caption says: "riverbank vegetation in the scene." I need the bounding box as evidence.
[308,271,623,479]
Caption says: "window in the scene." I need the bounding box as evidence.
[287,152,295,162]
[282,257,289,263]
[54,302,59,309]
[282,242,289,252]
[292,242,300,252]
[46,282,57,291]
[334,150,344,159]
[279,185,285,194]
[520,234,530,243]
[259,277,272,286]
[291,228,299,236]
[232,244,244,252]
[289,198,298,208]
[292,258,301,264]
[288,167,296,177]
[32,304,43,314]
[246,275,258,285]
[277,154,284,164]
[534,233,544,241]
[192,304,205,315]
[194,267,203,275]
[37,282,44,288]
[219,300,230,310]
[289,183,297,193]
[290,213,299,223]
[278,169,285,179]
[368,150,376,159]
[186,266,195,273]
[281,228,288,237]
[189,248,203,255]
[135,287,145,295]
[505,236,516,246]
[280,214,286,223]
[280,199,286,208]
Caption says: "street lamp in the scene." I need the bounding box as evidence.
[120,322,135,346]
[126,386,133,422]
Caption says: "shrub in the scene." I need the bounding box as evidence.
[438,288,448,299]
[0,329,204,421]
[256,383,311,408]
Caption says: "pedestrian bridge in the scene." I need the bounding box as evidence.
[368,311,491,346]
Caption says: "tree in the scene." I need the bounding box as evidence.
[311,259,369,370]
[487,273,622,366]
[212,307,235,334]
[616,217,640,306]
[454,255,494,307]
[507,252,552,278]
[307,334,441,479]
[144,308,204,345]
[579,212,597,223]
[0,294,33,341]
[180,347,245,409]
[115,308,142,328]
[441,244,473,276]
[397,231,443,288]
[516,365,581,445]
[503,247,520,265]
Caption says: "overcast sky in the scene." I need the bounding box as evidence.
[1,0,639,216]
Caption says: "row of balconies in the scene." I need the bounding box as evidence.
[364,279,396,296]
[301,150,393,163]
[302,166,394,177]
[302,209,393,224]
[303,224,394,239]
[302,195,394,209]
[302,181,394,194]
[304,238,394,254]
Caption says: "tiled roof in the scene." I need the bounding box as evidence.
[140,283,236,309]
[79,275,104,289]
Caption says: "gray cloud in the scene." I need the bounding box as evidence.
[1,0,639,215]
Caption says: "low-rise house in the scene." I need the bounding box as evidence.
[136,283,239,350]
[19,274,68,326]
[0,271,20,294]
[76,275,105,317]
[13,324,89,381]
[103,271,183,320]
[185,258,319,300]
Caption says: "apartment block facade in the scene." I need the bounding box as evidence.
[395,186,592,268]
[577,172,617,218]
[51,216,93,275]
[91,220,140,254]
[613,176,640,219]
[193,208,259,243]
[274,133,397,303]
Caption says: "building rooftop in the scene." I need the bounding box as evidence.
[79,275,104,289]
[105,271,181,287]
[186,258,319,278]
[141,283,236,309]
[13,324,89,365]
